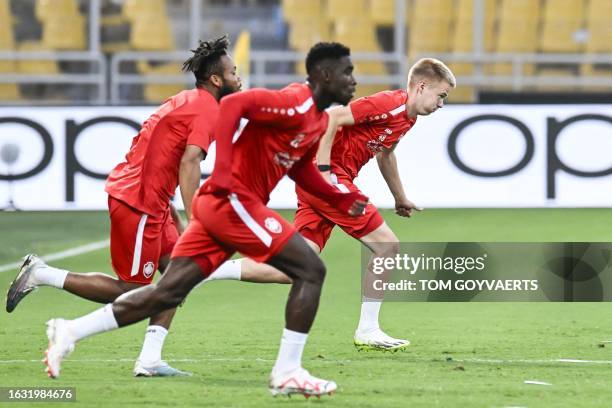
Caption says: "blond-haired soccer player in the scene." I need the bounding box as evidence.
[208,58,456,351]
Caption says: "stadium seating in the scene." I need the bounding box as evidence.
[539,0,586,53]
[130,17,174,51]
[326,0,368,22]
[16,41,59,75]
[288,18,331,52]
[407,0,453,60]
[282,0,322,22]
[138,62,185,103]
[35,0,79,22]
[42,15,86,50]
[450,0,496,101]
[580,0,611,82]
[369,0,396,26]
[333,18,379,51]
[410,0,454,22]
[123,0,167,21]
[0,5,19,101]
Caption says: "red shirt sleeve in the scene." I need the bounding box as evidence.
[186,114,214,153]
[349,91,398,125]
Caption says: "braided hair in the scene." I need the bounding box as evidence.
[182,35,230,86]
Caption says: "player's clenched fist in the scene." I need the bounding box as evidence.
[336,191,369,216]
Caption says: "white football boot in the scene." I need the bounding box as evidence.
[354,328,410,352]
[269,367,337,398]
[44,319,76,379]
[133,360,192,377]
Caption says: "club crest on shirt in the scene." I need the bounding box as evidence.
[143,262,155,278]
[274,151,300,169]
[290,134,305,148]
[264,217,282,234]
[366,138,386,153]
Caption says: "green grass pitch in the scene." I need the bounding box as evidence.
[1,209,611,407]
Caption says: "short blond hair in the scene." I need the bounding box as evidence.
[408,58,456,88]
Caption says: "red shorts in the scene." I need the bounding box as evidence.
[108,196,179,284]
[171,192,295,278]
[294,176,383,251]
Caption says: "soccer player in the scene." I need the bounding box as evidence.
[6,35,241,377]
[206,58,456,351]
[42,42,367,397]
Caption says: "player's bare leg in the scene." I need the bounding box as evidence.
[355,222,410,352]
[205,239,318,285]
[5,253,186,376]
[264,233,337,398]
[43,257,203,378]
[133,254,189,377]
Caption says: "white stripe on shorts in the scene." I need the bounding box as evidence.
[228,193,272,247]
[130,214,148,277]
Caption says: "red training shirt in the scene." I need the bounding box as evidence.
[105,88,218,216]
[203,83,329,204]
[331,89,417,180]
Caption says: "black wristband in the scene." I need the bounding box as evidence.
[317,164,331,171]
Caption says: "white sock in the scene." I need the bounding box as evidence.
[272,328,308,376]
[205,259,242,282]
[137,325,168,366]
[356,298,382,333]
[67,304,119,341]
[33,265,68,288]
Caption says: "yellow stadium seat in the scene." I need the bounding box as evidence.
[138,63,185,103]
[542,0,585,22]
[35,0,79,21]
[0,55,14,73]
[369,0,396,26]
[498,0,541,22]
[455,0,496,22]
[411,0,454,22]
[355,61,386,75]
[0,14,15,50]
[585,21,612,52]
[496,20,539,52]
[333,18,379,51]
[130,17,174,51]
[282,0,322,22]
[452,0,496,52]
[354,84,388,99]
[540,21,585,52]
[16,41,59,74]
[408,20,451,58]
[288,18,331,52]
[586,0,609,23]
[447,63,475,103]
[326,0,368,21]
[539,0,585,52]
[123,0,167,21]
[42,15,86,50]
[0,0,11,20]
[452,19,496,52]
[0,84,20,101]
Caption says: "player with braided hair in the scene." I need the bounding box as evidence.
[7,35,241,377]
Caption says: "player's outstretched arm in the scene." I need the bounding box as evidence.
[289,146,368,216]
[316,106,356,181]
[376,143,422,217]
[207,89,302,194]
[179,144,205,220]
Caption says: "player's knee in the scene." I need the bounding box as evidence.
[153,283,186,309]
[374,237,400,259]
[307,255,326,285]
